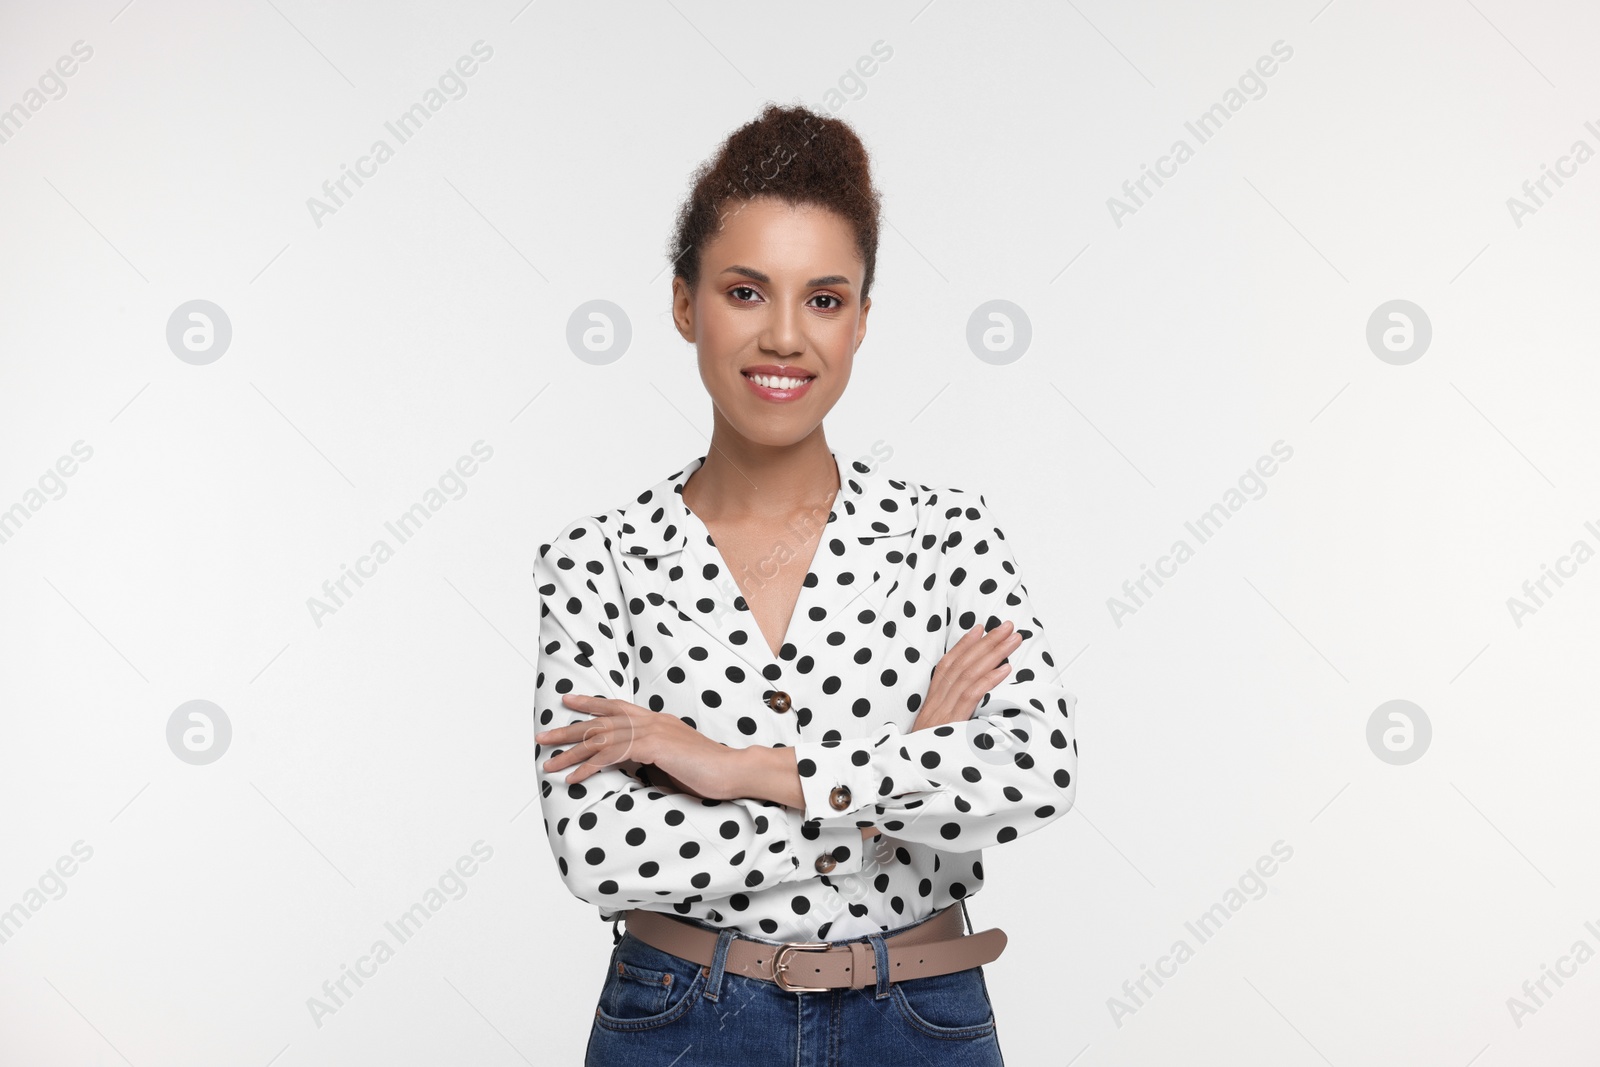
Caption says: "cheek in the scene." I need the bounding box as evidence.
[821,311,864,353]
[825,365,852,401]
[694,302,746,353]
[811,356,852,407]
[692,312,744,381]
[820,326,858,377]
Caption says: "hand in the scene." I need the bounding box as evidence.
[913,620,1023,733]
[648,763,713,800]
[535,694,737,798]
[860,825,881,841]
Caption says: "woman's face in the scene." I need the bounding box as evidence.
[672,196,870,449]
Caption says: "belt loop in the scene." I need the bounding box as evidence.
[868,932,891,1000]
[702,926,738,1002]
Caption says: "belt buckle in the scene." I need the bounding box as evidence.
[772,940,832,993]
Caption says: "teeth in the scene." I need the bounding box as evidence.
[747,373,812,389]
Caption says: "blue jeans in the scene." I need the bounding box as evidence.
[584,907,1006,1066]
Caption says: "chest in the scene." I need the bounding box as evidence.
[614,525,946,743]
[695,517,827,662]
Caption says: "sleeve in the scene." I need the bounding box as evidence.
[789,491,1079,852]
[532,517,863,912]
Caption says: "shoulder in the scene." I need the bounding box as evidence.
[908,482,1003,552]
[843,454,990,540]
[533,510,622,581]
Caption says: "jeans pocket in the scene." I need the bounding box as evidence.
[889,966,997,1039]
[593,935,708,1032]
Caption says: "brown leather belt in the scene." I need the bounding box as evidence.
[620,906,1007,993]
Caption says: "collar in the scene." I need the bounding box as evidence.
[612,447,920,561]
[606,447,923,672]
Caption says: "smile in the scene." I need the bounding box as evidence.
[741,370,816,402]
[743,371,815,388]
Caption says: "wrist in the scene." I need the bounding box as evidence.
[718,744,764,802]
[722,745,796,806]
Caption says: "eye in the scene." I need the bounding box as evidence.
[730,285,761,303]
[810,293,843,310]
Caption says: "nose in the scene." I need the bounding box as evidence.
[760,298,804,358]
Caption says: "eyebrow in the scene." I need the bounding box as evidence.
[720,265,853,288]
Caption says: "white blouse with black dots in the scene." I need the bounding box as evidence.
[532,448,1079,943]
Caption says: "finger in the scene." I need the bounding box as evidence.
[960,662,1013,706]
[574,753,626,786]
[548,706,646,780]
[574,720,612,746]
[547,720,635,779]
[542,745,584,773]
[539,696,620,745]
[991,628,1025,661]
[932,629,1018,701]
[937,624,984,665]
[981,620,1017,644]
[982,661,1014,689]
[542,724,606,772]
[968,626,1023,671]
[942,621,1015,673]
[575,715,634,765]
[562,693,617,714]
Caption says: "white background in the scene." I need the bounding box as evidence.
[2,0,1597,1064]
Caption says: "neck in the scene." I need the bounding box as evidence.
[681,432,839,524]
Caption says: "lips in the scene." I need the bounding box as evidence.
[741,369,817,403]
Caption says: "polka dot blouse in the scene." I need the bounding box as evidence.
[532,449,1079,942]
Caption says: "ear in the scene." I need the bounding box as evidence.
[671,276,697,343]
[854,294,871,352]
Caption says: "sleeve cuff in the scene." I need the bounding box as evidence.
[777,806,867,882]
[793,735,884,823]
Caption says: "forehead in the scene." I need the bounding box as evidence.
[702,197,860,277]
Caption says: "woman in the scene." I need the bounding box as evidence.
[533,103,1078,1066]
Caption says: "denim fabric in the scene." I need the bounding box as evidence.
[584,908,1005,1066]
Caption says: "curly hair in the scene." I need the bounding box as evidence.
[668,103,882,302]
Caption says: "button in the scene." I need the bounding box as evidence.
[828,785,852,811]
[814,853,837,874]
[767,691,791,713]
